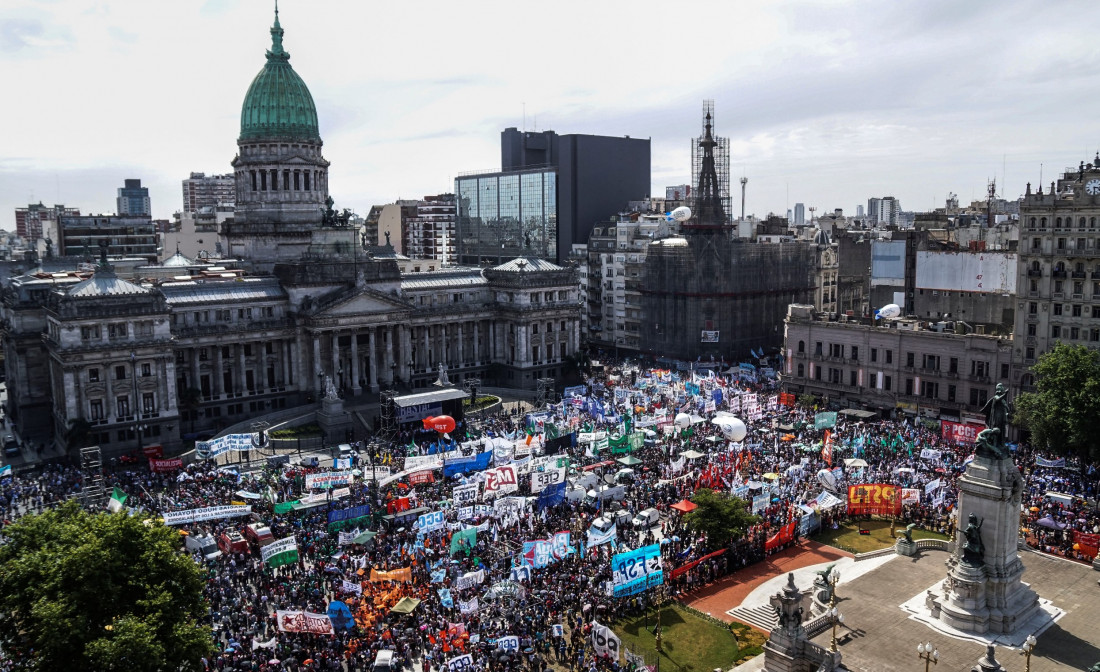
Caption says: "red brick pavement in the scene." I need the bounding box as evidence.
[681,541,851,625]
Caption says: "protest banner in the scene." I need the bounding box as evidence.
[369,567,412,583]
[304,472,354,490]
[162,504,252,526]
[276,610,334,635]
[847,483,901,516]
[611,544,663,597]
[590,621,621,661]
[261,536,299,567]
[148,457,183,472]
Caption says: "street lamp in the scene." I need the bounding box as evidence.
[1020,633,1038,672]
[827,567,841,606]
[917,642,938,672]
[828,605,844,653]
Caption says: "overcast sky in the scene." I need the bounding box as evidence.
[2,0,1100,228]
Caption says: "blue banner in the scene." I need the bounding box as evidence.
[443,451,492,478]
[611,544,663,597]
[536,481,566,509]
[327,503,370,524]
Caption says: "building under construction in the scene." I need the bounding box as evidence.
[641,105,817,361]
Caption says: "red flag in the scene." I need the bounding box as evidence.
[822,430,833,466]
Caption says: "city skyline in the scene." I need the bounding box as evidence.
[2,0,1099,228]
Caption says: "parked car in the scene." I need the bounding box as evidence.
[3,435,18,458]
[184,533,222,562]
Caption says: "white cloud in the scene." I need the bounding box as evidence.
[2,0,1100,226]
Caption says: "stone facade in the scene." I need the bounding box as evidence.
[0,10,582,458]
[781,304,1013,419]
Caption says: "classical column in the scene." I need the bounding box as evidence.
[440,324,448,367]
[383,327,395,384]
[456,322,464,368]
[105,368,115,422]
[284,338,295,387]
[422,326,430,371]
[574,321,580,356]
[63,371,78,419]
[473,321,480,366]
[368,327,378,393]
[350,333,362,396]
[213,346,223,398]
[331,332,341,389]
[401,325,412,381]
[190,348,200,395]
[312,333,322,392]
[164,358,178,412]
[238,343,247,393]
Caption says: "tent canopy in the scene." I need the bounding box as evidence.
[670,499,698,514]
[352,530,378,545]
[390,597,422,614]
[680,450,705,459]
[616,456,643,466]
[839,409,879,420]
[843,458,869,468]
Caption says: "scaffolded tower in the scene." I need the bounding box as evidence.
[80,445,106,509]
[691,101,731,225]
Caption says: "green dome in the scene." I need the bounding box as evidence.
[239,11,320,143]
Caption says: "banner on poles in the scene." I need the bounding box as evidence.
[276,610,334,635]
[261,536,299,567]
[611,544,663,597]
[162,505,252,526]
[847,483,901,516]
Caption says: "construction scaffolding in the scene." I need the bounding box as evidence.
[80,445,106,510]
[534,377,557,410]
[692,100,731,224]
[377,389,397,444]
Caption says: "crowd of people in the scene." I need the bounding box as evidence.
[1,356,1097,672]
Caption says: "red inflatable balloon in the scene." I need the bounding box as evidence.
[422,415,456,434]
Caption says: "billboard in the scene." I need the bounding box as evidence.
[847,483,901,516]
[701,330,719,343]
[871,240,906,285]
[915,251,1016,294]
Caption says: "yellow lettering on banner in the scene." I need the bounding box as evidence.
[231,501,246,506]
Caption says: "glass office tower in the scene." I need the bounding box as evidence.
[455,168,557,266]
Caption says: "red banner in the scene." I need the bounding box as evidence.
[765,521,798,551]
[148,457,183,472]
[941,420,984,445]
[1074,530,1100,559]
[847,483,902,516]
[142,444,163,458]
[669,549,726,579]
[408,470,435,485]
[779,392,796,407]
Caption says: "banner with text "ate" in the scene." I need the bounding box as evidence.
[847,483,901,516]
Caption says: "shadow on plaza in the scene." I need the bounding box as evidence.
[1035,621,1100,669]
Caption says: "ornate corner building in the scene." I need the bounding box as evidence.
[0,9,582,457]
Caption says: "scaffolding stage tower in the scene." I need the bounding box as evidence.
[80,445,106,509]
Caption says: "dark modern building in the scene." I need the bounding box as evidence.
[116,179,151,217]
[456,128,650,265]
[58,215,159,262]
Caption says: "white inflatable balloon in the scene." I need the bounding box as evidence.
[817,469,838,492]
[674,412,692,429]
[875,303,901,319]
[723,417,747,443]
[666,206,692,222]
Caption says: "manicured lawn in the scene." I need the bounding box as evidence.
[614,603,759,672]
[813,518,950,554]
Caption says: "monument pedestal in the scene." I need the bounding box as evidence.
[895,539,917,557]
[928,455,1040,635]
[317,396,351,445]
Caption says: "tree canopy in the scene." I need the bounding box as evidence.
[683,488,760,547]
[1014,342,1100,460]
[0,501,212,672]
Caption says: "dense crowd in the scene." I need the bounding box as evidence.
[1,357,1097,672]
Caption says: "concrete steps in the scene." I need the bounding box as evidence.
[727,604,777,632]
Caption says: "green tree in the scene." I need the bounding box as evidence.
[0,501,213,672]
[1014,342,1100,460]
[683,488,760,547]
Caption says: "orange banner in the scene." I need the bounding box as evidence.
[847,483,901,516]
[369,567,413,583]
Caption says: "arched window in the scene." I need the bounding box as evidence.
[797,363,805,377]
[1031,260,1041,271]
[1056,217,1063,227]
[1080,217,1087,229]
[798,340,805,353]
[1041,217,1047,228]
[1029,217,1037,228]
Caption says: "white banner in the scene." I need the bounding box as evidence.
[417,510,446,533]
[455,569,485,591]
[497,635,519,651]
[482,466,518,497]
[531,466,567,493]
[590,621,621,661]
[276,610,334,635]
[261,536,298,564]
[919,448,942,461]
[405,455,444,472]
[446,654,474,672]
[924,478,943,494]
[453,483,479,505]
[162,504,252,526]
[458,597,479,615]
[341,579,363,595]
[338,531,359,546]
[305,471,355,489]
